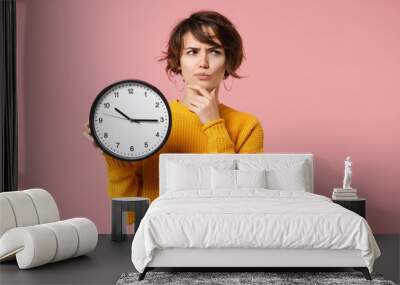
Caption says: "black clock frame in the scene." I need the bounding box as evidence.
[89,79,172,161]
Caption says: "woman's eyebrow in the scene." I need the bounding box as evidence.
[185,46,222,50]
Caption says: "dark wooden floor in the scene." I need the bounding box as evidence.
[0,235,398,285]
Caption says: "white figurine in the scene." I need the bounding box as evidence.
[342,156,352,189]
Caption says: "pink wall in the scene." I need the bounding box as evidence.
[16,0,400,234]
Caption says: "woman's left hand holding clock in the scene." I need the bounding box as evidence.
[83,121,104,154]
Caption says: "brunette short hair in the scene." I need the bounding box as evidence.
[160,10,244,79]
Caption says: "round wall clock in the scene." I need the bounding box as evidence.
[89,79,172,161]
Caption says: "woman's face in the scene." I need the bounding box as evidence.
[179,28,226,91]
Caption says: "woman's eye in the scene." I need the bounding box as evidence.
[185,49,221,55]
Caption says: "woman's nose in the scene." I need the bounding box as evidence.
[198,53,209,69]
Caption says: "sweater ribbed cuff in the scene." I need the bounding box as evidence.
[201,118,235,153]
[201,118,226,133]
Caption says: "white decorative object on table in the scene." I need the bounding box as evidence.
[342,156,352,189]
[332,156,358,200]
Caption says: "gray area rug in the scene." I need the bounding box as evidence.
[116,271,396,285]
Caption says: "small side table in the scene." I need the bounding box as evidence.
[332,198,366,218]
[112,197,150,242]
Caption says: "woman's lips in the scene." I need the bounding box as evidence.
[195,74,211,81]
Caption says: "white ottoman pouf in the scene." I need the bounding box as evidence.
[0,189,98,269]
[0,225,57,268]
[64,218,98,257]
[0,218,97,269]
[42,220,79,262]
[24,188,60,223]
[0,195,17,237]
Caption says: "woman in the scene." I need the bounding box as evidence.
[84,10,264,206]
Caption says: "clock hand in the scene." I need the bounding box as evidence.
[102,113,128,121]
[132,119,159,122]
[114,107,132,120]
[114,108,158,123]
[114,107,140,124]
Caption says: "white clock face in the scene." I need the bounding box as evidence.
[90,80,171,161]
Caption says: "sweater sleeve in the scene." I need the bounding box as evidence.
[236,120,264,153]
[202,117,264,154]
[103,153,143,199]
[201,118,235,153]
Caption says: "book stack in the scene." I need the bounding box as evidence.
[332,188,358,200]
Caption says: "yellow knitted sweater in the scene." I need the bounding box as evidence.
[103,99,264,202]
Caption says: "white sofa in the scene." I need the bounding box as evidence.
[0,188,98,269]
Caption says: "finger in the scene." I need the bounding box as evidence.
[188,104,200,113]
[83,131,94,142]
[83,126,92,136]
[85,122,91,132]
[210,88,217,97]
[185,85,209,102]
[84,122,91,134]
[187,84,209,97]
[92,141,100,150]
[187,85,212,100]
[189,101,204,110]
[92,140,103,152]
[189,95,209,106]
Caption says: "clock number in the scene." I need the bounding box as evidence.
[160,117,164,123]
[114,92,119,98]
[130,146,134,151]
[104,132,108,138]
[155,102,160,108]
[99,118,103,123]
[104,103,110,109]
[156,132,159,137]
[144,142,148,148]
[128,88,134,94]
[116,142,120,148]
[144,92,147,97]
